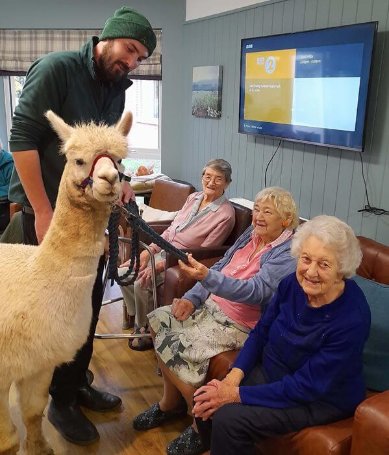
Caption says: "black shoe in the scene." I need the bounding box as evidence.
[133,402,187,431]
[47,400,99,445]
[167,426,205,455]
[77,384,122,412]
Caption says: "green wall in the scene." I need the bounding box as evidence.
[179,0,389,244]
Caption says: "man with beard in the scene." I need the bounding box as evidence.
[8,7,156,445]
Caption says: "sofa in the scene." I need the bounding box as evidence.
[164,234,389,455]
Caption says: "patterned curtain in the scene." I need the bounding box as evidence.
[0,28,162,79]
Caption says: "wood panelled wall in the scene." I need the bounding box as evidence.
[177,0,389,244]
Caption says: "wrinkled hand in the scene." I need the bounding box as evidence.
[120,180,135,204]
[136,267,153,288]
[178,254,209,281]
[119,249,150,269]
[193,380,240,420]
[171,298,195,321]
[34,208,53,244]
[222,368,245,387]
[136,261,164,288]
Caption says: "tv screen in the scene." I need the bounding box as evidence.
[238,22,377,151]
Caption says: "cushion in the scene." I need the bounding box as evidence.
[139,203,178,223]
[353,275,389,392]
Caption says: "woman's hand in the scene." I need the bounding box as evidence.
[171,298,195,321]
[178,254,209,281]
[222,368,245,387]
[193,380,241,420]
[119,249,150,269]
[136,260,164,288]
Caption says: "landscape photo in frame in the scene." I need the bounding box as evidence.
[192,65,223,119]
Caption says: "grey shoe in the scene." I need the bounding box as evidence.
[166,425,205,455]
[133,402,187,431]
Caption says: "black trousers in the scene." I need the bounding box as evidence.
[196,365,351,455]
[0,200,10,234]
[22,211,105,405]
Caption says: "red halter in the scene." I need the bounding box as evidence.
[79,153,118,189]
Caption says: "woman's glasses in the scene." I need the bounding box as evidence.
[202,174,225,185]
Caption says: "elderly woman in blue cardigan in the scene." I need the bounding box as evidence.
[193,215,371,455]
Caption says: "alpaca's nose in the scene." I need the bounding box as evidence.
[93,157,119,185]
[98,170,119,185]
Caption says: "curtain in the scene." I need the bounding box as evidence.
[0,28,162,79]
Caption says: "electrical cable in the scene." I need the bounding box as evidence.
[358,152,389,215]
[264,139,282,187]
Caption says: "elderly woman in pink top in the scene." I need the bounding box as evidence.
[119,159,235,350]
[133,187,299,455]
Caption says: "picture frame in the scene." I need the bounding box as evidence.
[192,65,223,119]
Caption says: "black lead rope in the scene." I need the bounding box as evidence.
[107,200,189,287]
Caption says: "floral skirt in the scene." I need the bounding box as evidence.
[148,297,249,387]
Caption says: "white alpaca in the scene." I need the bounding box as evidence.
[0,111,132,455]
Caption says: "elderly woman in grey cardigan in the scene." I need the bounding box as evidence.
[133,187,299,455]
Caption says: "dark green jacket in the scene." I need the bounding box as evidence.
[9,37,132,208]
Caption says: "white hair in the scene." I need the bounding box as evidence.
[291,215,362,278]
[254,186,299,230]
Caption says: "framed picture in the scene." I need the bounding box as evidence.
[192,65,223,118]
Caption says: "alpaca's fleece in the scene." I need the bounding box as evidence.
[0,111,132,454]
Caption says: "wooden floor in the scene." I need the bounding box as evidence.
[10,287,191,455]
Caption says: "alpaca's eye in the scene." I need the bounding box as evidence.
[75,159,85,166]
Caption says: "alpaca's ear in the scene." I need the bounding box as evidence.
[116,111,133,137]
[45,110,74,142]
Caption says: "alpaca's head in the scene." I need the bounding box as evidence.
[46,111,132,207]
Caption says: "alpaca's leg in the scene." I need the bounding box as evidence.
[0,384,19,455]
[16,370,54,455]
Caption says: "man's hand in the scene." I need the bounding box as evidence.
[171,298,195,321]
[120,180,135,203]
[34,208,53,244]
[193,380,241,420]
[178,254,209,281]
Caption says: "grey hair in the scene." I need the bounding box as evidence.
[291,215,362,278]
[202,158,232,184]
[254,186,299,230]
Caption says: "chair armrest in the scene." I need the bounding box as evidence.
[351,390,389,455]
[165,246,228,268]
[206,350,240,381]
[162,252,224,307]
[137,221,172,245]
[147,220,172,234]
[162,265,197,307]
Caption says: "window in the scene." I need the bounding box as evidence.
[3,75,161,172]
[125,79,161,164]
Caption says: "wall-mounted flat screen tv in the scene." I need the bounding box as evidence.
[238,22,377,151]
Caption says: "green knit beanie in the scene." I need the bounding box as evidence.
[100,7,156,56]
